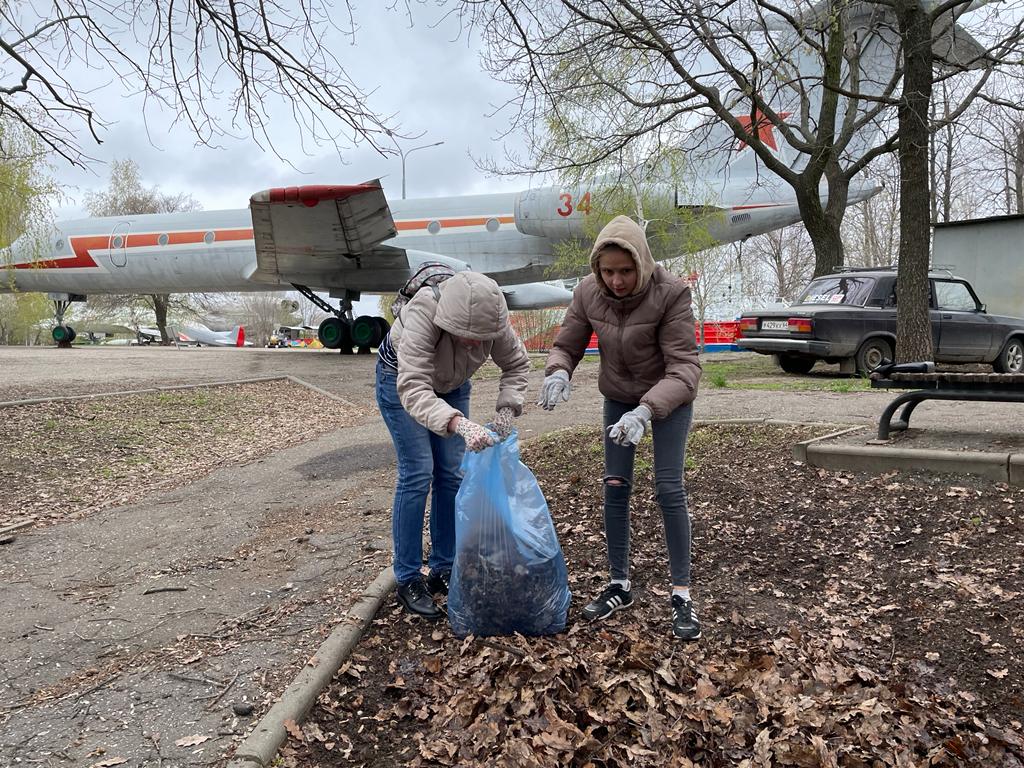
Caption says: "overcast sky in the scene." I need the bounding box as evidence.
[53,5,527,220]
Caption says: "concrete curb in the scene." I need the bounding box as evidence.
[804,443,1021,483]
[791,426,865,463]
[227,566,397,768]
[0,375,290,409]
[285,375,361,410]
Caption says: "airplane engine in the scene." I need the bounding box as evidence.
[513,187,592,240]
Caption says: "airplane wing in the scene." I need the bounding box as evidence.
[248,181,404,286]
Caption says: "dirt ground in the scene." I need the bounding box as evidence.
[0,346,1021,767]
[287,424,1024,767]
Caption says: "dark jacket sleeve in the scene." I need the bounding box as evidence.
[640,283,702,418]
[544,284,593,378]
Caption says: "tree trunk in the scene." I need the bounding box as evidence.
[796,187,846,277]
[895,0,935,364]
[151,294,172,344]
[1014,121,1024,214]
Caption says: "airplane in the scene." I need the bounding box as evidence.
[136,324,249,347]
[0,173,882,351]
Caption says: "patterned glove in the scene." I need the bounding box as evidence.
[491,407,515,439]
[455,417,497,452]
[607,405,653,447]
[537,370,571,411]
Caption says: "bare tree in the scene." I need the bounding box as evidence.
[1,1,400,167]
[236,292,291,347]
[460,0,1024,363]
[743,225,815,301]
[466,2,1016,269]
[970,93,1024,215]
[84,158,211,342]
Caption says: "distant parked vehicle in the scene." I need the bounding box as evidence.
[736,267,1024,375]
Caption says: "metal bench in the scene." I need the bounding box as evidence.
[870,371,1024,440]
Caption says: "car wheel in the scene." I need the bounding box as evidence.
[993,337,1024,374]
[777,354,815,375]
[855,338,893,374]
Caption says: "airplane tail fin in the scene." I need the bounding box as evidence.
[683,4,921,199]
[232,326,245,347]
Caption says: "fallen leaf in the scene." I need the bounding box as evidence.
[283,718,304,742]
[987,668,1008,679]
[173,734,210,747]
[90,759,128,768]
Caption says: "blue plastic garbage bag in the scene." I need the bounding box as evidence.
[447,430,571,638]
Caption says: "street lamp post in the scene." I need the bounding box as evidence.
[400,140,444,200]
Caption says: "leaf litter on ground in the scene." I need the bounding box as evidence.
[281,424,1023,767]
[0,379,365,528]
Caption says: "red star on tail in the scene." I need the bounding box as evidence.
[735,110,790,152]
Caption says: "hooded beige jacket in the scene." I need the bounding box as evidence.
[545,215,701,418]
[391,271,530,435]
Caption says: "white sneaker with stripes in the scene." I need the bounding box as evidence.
[582,583,634,621]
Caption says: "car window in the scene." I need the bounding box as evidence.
[934,280,978,311]
[795,276,875,306]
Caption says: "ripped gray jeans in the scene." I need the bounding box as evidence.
[603,398,694,587]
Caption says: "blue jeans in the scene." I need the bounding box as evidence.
[603,398,694,587]
[375,359,471,585]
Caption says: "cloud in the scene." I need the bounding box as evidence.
[53,5,529,218]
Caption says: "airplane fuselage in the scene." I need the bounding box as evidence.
[0,186,827,297]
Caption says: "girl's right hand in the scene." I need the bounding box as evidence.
[453,417,497,452]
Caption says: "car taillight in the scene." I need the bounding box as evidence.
[739,317,758,333]
[788,317,813,333]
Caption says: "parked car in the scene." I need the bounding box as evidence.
[736,267,1024,375]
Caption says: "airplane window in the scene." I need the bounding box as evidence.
[427,220,441,235]
[204,231,216,244]
[158,233,169,246]
[112,235,124,248]
[486,217,500,232]
[54,239,63,251]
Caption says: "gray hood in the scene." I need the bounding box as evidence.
[433,272,509,340]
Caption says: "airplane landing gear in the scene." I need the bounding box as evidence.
[293,284,390,354]
[48,293,84,348]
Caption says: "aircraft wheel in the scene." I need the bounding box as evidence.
[351,315,384,348]
[318,317,351,350]
[52,326,72,344]
[374,316,391,340]
[66,326,77,343]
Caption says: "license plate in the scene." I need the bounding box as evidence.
[761,320,789,331]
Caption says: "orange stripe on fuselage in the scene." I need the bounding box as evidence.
[394,215,515,231]
[11,216,514,271]
[12,228,256,269]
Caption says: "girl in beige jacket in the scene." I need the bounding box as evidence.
[376,271,530,619]
[539,215,703,640]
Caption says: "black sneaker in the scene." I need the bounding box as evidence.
[425,570,451,597]
[396,578,443,620]
[582,583,634,621]
[671,595,701,640]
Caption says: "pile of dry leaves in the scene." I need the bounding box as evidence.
[282,424,1023,767]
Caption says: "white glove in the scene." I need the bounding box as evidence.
[491,407,515,440]
[454,417,496,452]
[537,370,571,411]
[607,405,652,447]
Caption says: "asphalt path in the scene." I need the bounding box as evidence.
[0,345,1019,439]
